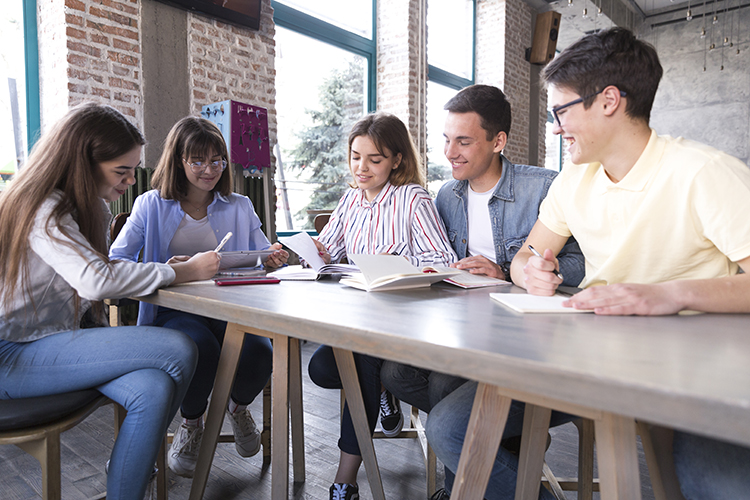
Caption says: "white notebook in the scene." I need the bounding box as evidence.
[489,293,593,314]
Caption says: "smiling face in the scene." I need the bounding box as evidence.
[443,111,506,192]
[549,84,604,166]
[95,146,141,202]
[350,135,401,201]
[182,148,225,195]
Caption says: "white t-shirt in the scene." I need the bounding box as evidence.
[466,179,500,261]
[168,213,218,257]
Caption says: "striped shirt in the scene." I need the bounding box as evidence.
[318,182,457,267]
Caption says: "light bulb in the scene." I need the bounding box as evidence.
[597,7,603,15]
[700,27,706,38]
[582,7,588,18]
[686,9,692,20]
[724,37,729,46]
[712,15,718,24]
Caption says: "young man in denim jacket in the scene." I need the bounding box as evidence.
[381,84,585,500]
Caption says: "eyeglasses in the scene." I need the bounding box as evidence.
[183,158,228,174]
[551,89,627,127]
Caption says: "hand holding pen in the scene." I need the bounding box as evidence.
[523,245,563,296]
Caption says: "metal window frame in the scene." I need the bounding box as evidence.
[272,1,377,113]
[22,0,40,151]
[427,0,475,90]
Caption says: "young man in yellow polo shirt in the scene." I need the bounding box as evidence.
[509,27,750,499]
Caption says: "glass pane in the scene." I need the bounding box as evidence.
[428,0,474,80]
[278,0,373,39]
[0,0,26,190]
[544,97,563,171]
[275,27,368,231]
[426,81,458,196]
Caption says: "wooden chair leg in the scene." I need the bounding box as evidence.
[262,379,272,464]
[18,434,62,500]
[156,434,169,500]
[289,337,306,482]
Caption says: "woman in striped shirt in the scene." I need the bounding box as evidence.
[308,112,457,500]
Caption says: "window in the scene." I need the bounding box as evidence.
[425,0,475,195]
[1,0,29,190]
[273,1,375,232]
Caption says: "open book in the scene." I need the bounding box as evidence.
[489,292,593,314]
[440,269,511,289]
[275,232,358,280]
[340,254,461,292]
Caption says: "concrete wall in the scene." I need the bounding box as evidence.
[640,8,750,165]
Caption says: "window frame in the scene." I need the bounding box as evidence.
[22,0,40,151]
[426,0,475,91]
[272,1,376,113]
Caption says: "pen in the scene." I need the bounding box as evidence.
[214,231,233,252]
[527,245,563,281]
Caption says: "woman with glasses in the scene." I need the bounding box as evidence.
[110,116,288,478]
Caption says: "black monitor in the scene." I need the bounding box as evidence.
[154,0,261,30]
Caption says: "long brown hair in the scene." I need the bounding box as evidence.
[0,102,145,310]
[151,116,233,199]
[348,113,425,188]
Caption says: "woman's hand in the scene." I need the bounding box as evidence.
[265,242,289,269]
[313,238,331,265]
[170,251,221,284]
[166,255,190,265]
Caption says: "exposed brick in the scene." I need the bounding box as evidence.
[68,82,89,94]
[68,41,101,57]
[90,6,138,29]
[65,0,85,12]
[91,87,111,98]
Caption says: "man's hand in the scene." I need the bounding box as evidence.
[264,242,289,269]
[313,238,331,265]
[452,255,506,279]
[523,248,562,296]
[564,282,683,315]
[166,255,190,265]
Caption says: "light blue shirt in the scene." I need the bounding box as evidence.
[109,189,271,325]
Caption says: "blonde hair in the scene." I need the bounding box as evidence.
[0,102,145,311]
[348,112,425,188]
[151,116,233,199]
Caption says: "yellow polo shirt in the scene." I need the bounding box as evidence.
[539,130,750,288]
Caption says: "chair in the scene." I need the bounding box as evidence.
[314,213,331,234]
[0,390,110,500]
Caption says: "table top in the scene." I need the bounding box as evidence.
[137,279,750,447]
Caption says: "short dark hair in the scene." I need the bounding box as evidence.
[541,27,662,123]
[444,84,512,140]
[151,116,233,200]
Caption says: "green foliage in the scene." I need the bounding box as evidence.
[287,60,365,228]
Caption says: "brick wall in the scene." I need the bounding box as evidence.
[377,0,425,146]
[44,0,143,129]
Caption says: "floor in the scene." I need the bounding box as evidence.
[0,340,656,500]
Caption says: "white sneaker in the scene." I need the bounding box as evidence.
[227,408,261,457]
[168,423,203,477]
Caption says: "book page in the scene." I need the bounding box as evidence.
[489,293,593,314]
[443,270,511,288]
[278,232,327,271]
[348,254,422,285]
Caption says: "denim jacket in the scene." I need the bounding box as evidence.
[435,156,585,286]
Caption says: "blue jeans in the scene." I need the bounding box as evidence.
[426,381,574,500]
[0,326,197,500]
[154,308,272,419]
[307,345,383,456]
[381,360,467,413]
[673,431,750,500]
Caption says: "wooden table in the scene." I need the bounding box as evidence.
[137,280,750,500]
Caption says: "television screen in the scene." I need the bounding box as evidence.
[155,0,261,30]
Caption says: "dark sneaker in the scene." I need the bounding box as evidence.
[330,482,359,500]
[429,488,450,500]
[379,389,404,437]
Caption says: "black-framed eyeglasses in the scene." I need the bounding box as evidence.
[182,158,228,174]
[551,89,627,127]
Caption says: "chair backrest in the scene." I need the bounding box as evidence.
[110,212,130,242]
[314,213,331,234]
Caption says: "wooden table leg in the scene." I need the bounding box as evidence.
[272,334,290,499]
[515,404,552,500]
[595,413,642,500]
[289,337,306,483]
[451,382,512,500]
[332,347,385,500]
[189,323,246,500]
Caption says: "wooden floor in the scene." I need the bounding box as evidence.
[0,340,656,500]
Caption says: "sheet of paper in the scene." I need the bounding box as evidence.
[348,253,420,284]
[489,293,593,314]
[278,232,327,271]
